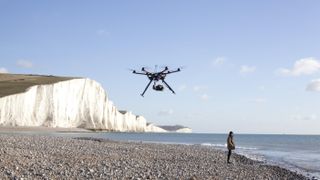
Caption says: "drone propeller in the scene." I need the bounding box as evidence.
[174,66,186,72]
[160,65,169,69]
[160,65,185,70]
[178,65,186,69]
[126,68,138,74]
[141,66,151,69]
[142,67,155,73]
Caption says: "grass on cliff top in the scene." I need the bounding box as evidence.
[0,73,77,98]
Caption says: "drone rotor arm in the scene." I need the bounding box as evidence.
[141,68,152,74]
[163,68,181,75]
[133,71,148,75]
[160,66,169,73]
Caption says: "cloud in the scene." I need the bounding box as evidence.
[158,109,174,116]
[293,114,317,121]
[200,94,210,101]
[306,79,320,92]
[16,60,33,68]
[178,84,187,91]
[240,65,256,74]
[278,57,320,76]
[193,85,207,92]
[258,85,266,91]
[250,98,267,103]
[0,67,9,73]
[96,29,110,36]
[212,57,226,66]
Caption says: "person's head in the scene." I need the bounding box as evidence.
[229,131,233,137]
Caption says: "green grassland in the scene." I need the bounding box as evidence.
[0,74,76,98]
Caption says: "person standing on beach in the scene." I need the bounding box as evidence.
[227,131,235,164]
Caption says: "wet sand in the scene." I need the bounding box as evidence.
[0,134,306,179]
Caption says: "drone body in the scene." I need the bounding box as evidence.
[131,66,181,97]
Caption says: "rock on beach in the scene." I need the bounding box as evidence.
[0,135,306,179]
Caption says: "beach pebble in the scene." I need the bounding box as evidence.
[0,135,307,179]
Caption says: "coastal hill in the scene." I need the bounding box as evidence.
[159,125,192,133]
[0,74,74,98]
[0,73,191,133]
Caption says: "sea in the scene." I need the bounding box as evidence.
[5,132,320,179]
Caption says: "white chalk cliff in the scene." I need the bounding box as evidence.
[0,78,151,131]
[175,128,192,133]
[145,123,167,133]
[0,78,192,132]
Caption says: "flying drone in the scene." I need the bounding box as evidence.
[131,66,181,97]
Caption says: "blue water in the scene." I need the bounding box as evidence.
[4,132,320,179]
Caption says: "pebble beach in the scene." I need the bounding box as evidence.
[0,135,307,179]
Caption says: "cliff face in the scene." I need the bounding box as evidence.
[145,123,167,133]
[0,78,147,132]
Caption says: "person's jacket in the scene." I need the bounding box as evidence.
[227,136,235,150]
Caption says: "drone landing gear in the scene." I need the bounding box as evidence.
[141,80,153,97]
[140,81,175,97]
[162,80,175,94]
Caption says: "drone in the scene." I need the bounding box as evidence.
[131,66,181,97]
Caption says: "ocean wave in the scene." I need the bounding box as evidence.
[201,143,226,148]
[237,152,266,162]
[201,143,258,150]
[237,146,258,150]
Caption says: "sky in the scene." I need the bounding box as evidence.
[1,0,320,134]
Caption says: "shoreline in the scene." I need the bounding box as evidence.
[0,126,91,133]
[0,134,307,179]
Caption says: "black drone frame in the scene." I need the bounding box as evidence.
[132,67,181,97]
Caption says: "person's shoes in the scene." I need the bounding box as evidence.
[227,161,231,164]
